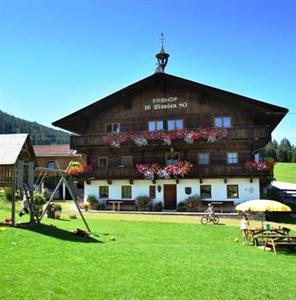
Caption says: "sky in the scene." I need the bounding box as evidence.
[0,0,295,144]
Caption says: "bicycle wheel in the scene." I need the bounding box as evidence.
[213,216,220,224]
[201,216,208,225]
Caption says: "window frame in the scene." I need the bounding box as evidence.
[227,152,238,164]
[47,161,55,169]
[121,156,133,167]
[200,185,212,199]
[167,119,184,131]
[121,186,132,199]
[148,120,164,132]
[165,152,180,165]
[99,186,109,199]
[105,123,120,133]
[98,156,108,167]
[198,153,210,165]
[149,185,156,199]
[214,117,231,128]
[227,184,239,199]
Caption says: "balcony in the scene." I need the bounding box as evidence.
[85,164,272,181]
[71,126,271,149]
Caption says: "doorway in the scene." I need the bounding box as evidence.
[164,184,177,209]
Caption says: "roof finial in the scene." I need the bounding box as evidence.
[155,33,170,73]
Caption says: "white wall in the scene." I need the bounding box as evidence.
[84,177,260,205]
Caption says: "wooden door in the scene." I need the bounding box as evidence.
[164,184,177,209]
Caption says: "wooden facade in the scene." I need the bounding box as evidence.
[53,72,288,208]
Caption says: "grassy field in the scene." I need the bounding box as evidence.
[274,163,296,183]
[1,202,296,300]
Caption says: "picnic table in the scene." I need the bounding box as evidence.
[263,235,296,254]
[250,227,291,246]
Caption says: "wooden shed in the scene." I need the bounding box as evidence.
[0,134,36,225]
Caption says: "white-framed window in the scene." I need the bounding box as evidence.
[121,156,133,167]
[214,117,231,128]
[121,186,132,199]
[98,156,108,167]
[165,152,180,165]
[227,152,238,164]
[47,161,55,169]
[198,153,210,165]
[227,185,239,199]
[254,153,260,162]
[105,123,120,133]
[99,186,109,199]
[168,119,184,131]
[148,120,164,132]
[200,185,212,199]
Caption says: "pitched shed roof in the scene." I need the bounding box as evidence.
[0,134,30,165]
[33,144,79,157]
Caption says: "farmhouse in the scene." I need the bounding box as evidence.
[53,45,288,210]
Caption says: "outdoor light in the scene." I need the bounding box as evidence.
[157,185,162,193]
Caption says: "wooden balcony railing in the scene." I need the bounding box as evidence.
[86,164,272,180]
[71,126,271,148]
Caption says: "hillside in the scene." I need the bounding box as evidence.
[274,163,296,183]
[0,110,69,145]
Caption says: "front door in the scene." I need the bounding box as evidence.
[164,184,177,210]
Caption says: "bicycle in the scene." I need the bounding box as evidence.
[201,214,220,225]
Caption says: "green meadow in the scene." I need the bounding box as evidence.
[0,202,296,300]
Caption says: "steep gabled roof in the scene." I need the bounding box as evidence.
[0,134,35,165]
[52,72,288,134]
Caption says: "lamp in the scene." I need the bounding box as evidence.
[157,185,162,193]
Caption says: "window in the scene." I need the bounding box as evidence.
[149,185,156,199]
[198,153,210,165]
[121,186,132,199]
[98,157,108,167]
[214,117,231,128]
[200,185,212,199]
[168,119,184,131]
[99,186,109,198]
[227,152,238,164]
[105,123,120,133]
[47,161,55,169]
[121,156,133,167]
[227,185,239,199]
[148,120,163,132]
[254,153,260,162]
[166,152,180,165]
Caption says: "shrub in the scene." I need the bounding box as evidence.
[4,187,13,201]
[135,195,153,211]
[177,201,187,212]
[47,202,62,219]
[185,194,201,212]
[87,195,98,209]
[152,201,163,212]
[177,194,201,212]
[97,199,106,210]
[33,192,46,206]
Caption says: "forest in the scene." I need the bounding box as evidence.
[0,110,69,145]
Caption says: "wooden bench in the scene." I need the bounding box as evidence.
[106,200,136,211]
[250,227,291,246]
[263,235,296,254]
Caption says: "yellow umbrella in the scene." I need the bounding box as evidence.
[235,199,291,212]
[236,199,291,231]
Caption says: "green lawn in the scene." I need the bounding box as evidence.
[1,203,296,300]
[274,163,296,183]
